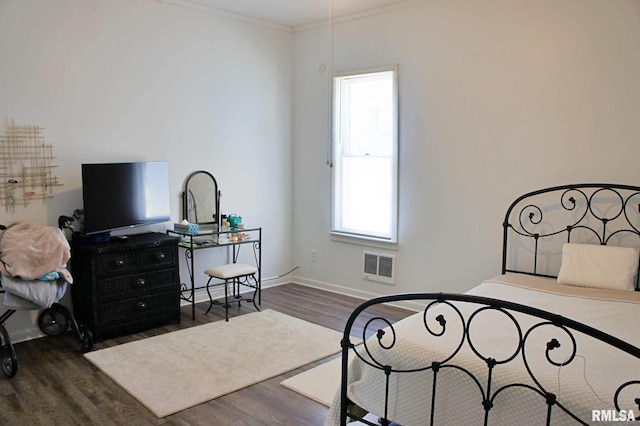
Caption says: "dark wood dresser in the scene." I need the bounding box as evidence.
[70,232,181,341]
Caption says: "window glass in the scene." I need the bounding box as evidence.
[331,66,398,243]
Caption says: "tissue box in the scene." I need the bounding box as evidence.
[174,223,199,235]
[228,215,242,227]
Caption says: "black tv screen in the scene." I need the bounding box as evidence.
[81,161,171,235]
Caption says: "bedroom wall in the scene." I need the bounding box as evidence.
[0,0,293,341]
[291,0,640,302]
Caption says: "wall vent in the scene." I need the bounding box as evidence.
[363,251,395,285]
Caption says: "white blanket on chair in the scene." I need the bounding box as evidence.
[1,275,67,309]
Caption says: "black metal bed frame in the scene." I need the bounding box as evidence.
[501,183,640,286]
[338,184,640,426]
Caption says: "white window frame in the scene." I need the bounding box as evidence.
[331,65,399,244]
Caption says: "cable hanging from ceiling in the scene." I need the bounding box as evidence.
[326,0,335,168]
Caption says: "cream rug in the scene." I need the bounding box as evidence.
[84,309,345,418]
[280,350,359,407]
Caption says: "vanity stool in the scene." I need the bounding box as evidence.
[204,263,259,321]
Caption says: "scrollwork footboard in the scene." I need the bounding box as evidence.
[337,293,640,426]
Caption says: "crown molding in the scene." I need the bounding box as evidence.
[293,0,428,32]
[155,0,427,33]
[155,0,293,33]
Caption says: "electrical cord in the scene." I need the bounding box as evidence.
[557,354,610,407]
[263,266,299,282]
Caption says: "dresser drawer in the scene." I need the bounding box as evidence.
[140,246,176,269]
[97,288,179,325]
[96,269,177,302]
[96,251,136,275]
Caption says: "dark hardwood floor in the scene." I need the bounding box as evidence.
[0,284,411,425]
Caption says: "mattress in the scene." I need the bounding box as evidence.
[325,274,640,425]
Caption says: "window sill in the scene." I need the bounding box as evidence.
[330,232,397,251]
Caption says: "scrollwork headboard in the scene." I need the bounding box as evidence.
[501,183,640,288]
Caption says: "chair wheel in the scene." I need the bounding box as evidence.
[38,308,69,336]
[78,326,93,353]
[52,303,70,315]
[1,345,17,378]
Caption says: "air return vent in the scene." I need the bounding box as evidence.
[363,251,395,285]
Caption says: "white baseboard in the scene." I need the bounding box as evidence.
[180,275,290,306]
[6,328,45,344]
[290,275,422,312]
[185,274,423,312]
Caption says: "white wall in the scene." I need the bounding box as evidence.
[0,0,293,341]
[291,0,640,300]
[2,0,639,340]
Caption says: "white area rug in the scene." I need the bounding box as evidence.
[84,309,344,418]
[281,351,357,407]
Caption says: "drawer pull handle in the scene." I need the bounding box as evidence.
[155,253,166,261]
[113,259,125,267]
[135,278,146,287]
[136,301,147,311]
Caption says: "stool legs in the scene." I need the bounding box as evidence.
[204,276,215,315]
[204,276,231,320]
[204,273,259,321]
[224,279,229,321]
[248,274,259,312]
[234,278,241,308]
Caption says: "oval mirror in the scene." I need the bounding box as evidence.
[183,171,220,225]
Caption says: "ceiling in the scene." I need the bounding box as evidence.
[183,0,413,28]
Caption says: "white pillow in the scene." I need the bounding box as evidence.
[557,243,639,291]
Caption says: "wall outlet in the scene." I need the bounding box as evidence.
[311,249,318,262]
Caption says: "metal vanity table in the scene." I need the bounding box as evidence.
[167,225,262,320]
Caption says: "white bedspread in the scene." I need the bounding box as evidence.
[325,274,640,425]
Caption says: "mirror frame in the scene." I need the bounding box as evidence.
[182,170,221,225]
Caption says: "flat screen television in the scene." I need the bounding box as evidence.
[81,161,171,236]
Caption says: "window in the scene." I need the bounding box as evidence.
[331,65,398,243]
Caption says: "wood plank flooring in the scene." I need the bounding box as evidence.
[0,284,411,425]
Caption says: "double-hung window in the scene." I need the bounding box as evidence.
[331,65,398,243]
